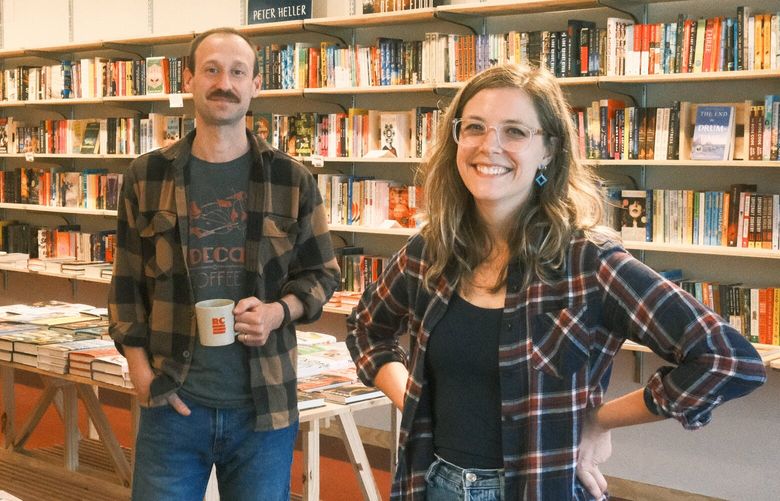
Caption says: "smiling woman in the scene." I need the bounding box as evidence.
[345,63,766,501]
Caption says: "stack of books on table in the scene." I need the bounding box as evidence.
[297,391,326,411]
[317,382,384,405]
[295,331,345,411]
[297,341,354,378]
[298,367,359,394]
[37,338,115,374]
[68,345,121,379]
[296,330,338,346]
[0,322,40,361]
[49,317,110,339]
[51,260,113,279]
[0,301,100,325]
[0,328,99,367]
[0,252,29,270]
[91,353,133,388]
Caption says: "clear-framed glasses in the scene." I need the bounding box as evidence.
[452,118,544,153]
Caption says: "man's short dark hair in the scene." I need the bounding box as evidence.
[188,27,260,78]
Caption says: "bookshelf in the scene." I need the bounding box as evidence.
[0,0,776,307]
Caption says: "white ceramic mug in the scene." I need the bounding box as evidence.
[194,299,236,347]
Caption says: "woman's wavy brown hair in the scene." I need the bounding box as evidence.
[419,64,613,291]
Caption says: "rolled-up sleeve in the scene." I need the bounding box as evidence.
[108,166,150,349]
[598,247,766,429]
[346,244,411,387]
[280,173,339,323]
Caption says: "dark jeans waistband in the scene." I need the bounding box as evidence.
[430,454,504,487]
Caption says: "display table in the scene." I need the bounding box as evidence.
[0,361,395,500]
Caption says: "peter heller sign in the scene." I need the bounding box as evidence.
[248,0,312,24]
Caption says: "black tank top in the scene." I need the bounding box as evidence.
[425,292,503,468]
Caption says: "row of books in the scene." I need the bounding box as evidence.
[336,246,389,293]
[0,168,123,210]
[574,98,780,162]
[265,108,440,159]
[0,221,115,263]
[608,10,779,77]
[2,117,140,156]
[0,114,194,156]
[573,100,682,161]
[615,186,780,251]
[748,96,780,161]
[356,0,446,15]
[0,9,777,104]
[0,56,189,102]
[317,175,424,229]
[673,280,780,346]
[250,14,780,91]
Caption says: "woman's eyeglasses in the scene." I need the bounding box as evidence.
[452,118,545,153]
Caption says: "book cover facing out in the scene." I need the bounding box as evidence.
[145,57,165,95]
[248,0,311,24]
[690,105,735,160]
[620,189,648,242]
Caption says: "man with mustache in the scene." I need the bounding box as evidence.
[109,27,339,500]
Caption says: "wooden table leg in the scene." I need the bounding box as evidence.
[390,406,400,476]
[0,366,15,449]
[76,384,132,486]
[61,383,79,471]
[300,419,320,501]
[333,411,380,501]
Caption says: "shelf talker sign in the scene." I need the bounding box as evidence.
[248,0,312,24]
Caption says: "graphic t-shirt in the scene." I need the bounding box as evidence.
[181,152,252,407]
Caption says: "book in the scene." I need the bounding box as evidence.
[296,330,337,345]
[49,317,109,337]
[92,371,134,388]
[297,391,326,411]
[690,105,736,160]
[145,56,166,95]
[7,330,98,355]
[37,338,115,373]
[620,190,648,242]
[298,373,356,393]
[79,121,101,154]
[318,383,384,404]
[91,354,129,376]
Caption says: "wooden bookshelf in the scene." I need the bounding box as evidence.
[0,267,111,284]
[328,224,417,236]
[589,159,780,168]
[624,241,780,260]
[0,203,117,217]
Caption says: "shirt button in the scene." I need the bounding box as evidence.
[182,350,191,359]
[465,472,477,483]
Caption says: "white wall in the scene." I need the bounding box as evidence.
[2,0,69,49]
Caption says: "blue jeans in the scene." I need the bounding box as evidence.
[425,455,505,501]
[132,395,298,501]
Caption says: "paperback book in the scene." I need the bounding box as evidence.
[297,391,326,411]
[318,383,384,404]
[620,189,649,242]
[690,105,736,160]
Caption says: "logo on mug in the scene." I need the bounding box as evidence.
[212,317,226,334]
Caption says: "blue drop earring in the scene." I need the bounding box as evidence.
[535,164,548,187]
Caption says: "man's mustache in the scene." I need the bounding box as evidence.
[207,90,240,102]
